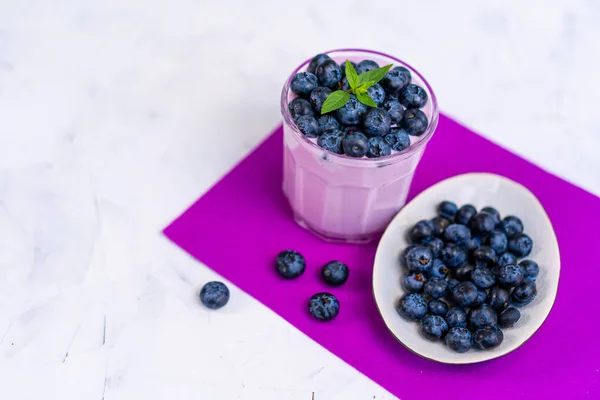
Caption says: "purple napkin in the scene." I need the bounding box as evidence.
[164,115,600,399]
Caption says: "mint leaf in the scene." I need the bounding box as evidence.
[345,60,359,90]
[358,64,393,88]
[356,91,377,108]
[321,90,351,114]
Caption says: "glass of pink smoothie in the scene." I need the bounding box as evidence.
[281,49,439,243]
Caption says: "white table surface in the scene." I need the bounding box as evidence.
[0,1,598,399]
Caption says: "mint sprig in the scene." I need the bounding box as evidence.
[320,60,393,114]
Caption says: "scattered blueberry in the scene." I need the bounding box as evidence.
[309,86,332,114]
[447,278,460,292]
[307,53,332,74]
[455,204,477,226]
[384,129,411,153]
[497,252,518,267]
[444,224,471,245]
[355,59,379,74]
[321,261,349,286]
[452,281,479,308]
[446,307,467,328]
[507,234,533,257]
[430,216,450,237]
[342,132,369,157]
[396,293,428,321]
[367,84,386,106]
[441,243,467,268]
[473,326,504,350]
[424,237,444,258]
[512,278,537,306]
[381,68,411,95]
[199,281,230,310]
[288,98,314,120]
[470,212,496,237]
[446,327,473,353]
[409,220,434,244]
[468,304,498,330]
[487,286,511,311]
[315,59,342,88]
[420,315,449,341]
[455,263,475,281]
[366,137,391,158]
[405,246,433,273]
[481,206,501,224]
[471,268,496,289]
[291,72,318,96]
[520,260,540,280]
[428,299,449,316]
[500,216,524,238]
[317,114,340,133]
[317,130,344,154]
[438,201,458,220]
[399,84,428,108]
[275,250,306,279]
[424,277,448,299]
[486,231,508,255]
[392,66,412,85]
[336,95,367,125]
[363,108,392,137]
[402,272,426,293]
[499,307,521,328]
[495,264,525,288]
[472,246,497,267]
[296,115,321,138]
[309,292,340,321]
[382,96,405,125]
[400,109,428,136]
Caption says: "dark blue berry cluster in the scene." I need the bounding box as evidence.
[289,53,430,158]
[397,202,539,352]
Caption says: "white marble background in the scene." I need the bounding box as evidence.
[0,0,598,399]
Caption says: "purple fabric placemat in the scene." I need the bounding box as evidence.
[164,115,600,399]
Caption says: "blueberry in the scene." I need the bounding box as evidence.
[307,53,332,74]
[315,59,342,88]
[468,304,497,330]
[381,68,411,95]
[199,281,230,310]
[474,289,488,306]
[487,286,511,311]
[399,84,428,108]
[465,236,483,252]
[456,204,477,226]
[342,125,360,135]
[400,109,428,136]
[384,128,411,152]
[441,243,467,268]
[309,86,332,114]
[507,234,533,257]
[500,216,524,238]
[400,244,418,268]
[447,279,460,292]
[497,252,518,267]
[444,224,471,245]
[402,272,426,293]
[363,108,392,137]
[309,292,340,321]
[393,66,412,83]
[499,307,521,328]
[481,206,501,224]
[438,201,458,220]
[382,96,405,125]
[355,59,379,74]
[317,130,344,154]
[445,327,473,353]
[455,263,475,281]
[452,281,479,308]
[367,84,386,106]
[405,246,433,273]
[288,98,314,120]
[339,61,356,78]
[512,278,537,306]
[424,277,448,299]
[472,246,497,267]
[420,315,449,341]
[396,293,428,321]
[340,131,368,157]
[429,299,449,316]
[409,220,434,244]
[296,115,321,138]
[430,216,450,237]
[495,264,525,288]
[520,260,540,280]
[366,137,391,158]
[291,72,318,96]
[473,326,504,350]
[424,238,444,258]
[471,268,496,289]
[446,307,467,328]
[470,212,496,237]
[426,259,448,279]
[321,261,349,286]
[317,114,341,133]
[336,77,350,91]
[275,250,306,279]
[336,95,367,125]
[486,231,508,255]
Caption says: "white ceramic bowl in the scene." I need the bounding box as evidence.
[373,173,560,364]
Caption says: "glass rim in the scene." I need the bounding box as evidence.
[280,48,439,165]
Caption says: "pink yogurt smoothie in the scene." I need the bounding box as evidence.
[281,49,439,243]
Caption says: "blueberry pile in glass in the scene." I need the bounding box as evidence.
[288,53,429,158]
[397,201,540,353]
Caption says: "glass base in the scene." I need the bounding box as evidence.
[292,211,379,244]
